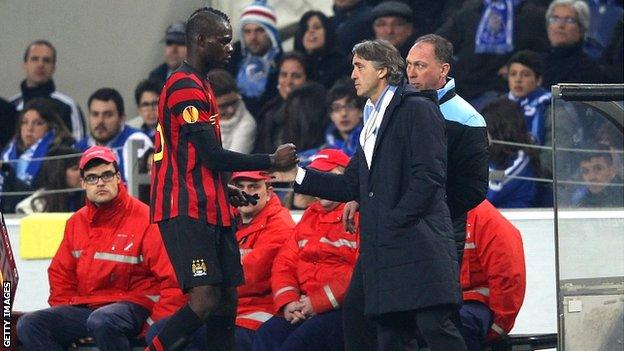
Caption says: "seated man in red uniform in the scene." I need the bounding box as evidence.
[253,149,359,351]
[16,146,179,351]
[146,170,295,351]
[460,199,526,351]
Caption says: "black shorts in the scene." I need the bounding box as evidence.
[158,216,243,291]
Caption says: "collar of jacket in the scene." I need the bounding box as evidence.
[306,201,346,223]
[236,195,285,235]
[549,42,583,58]
[437,78,457,104]
[85,182,131,224]
[20,79,56,99]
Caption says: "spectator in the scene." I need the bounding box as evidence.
[599,17,623,83]
[437,0,549,111]
[16,146,180,351]
[149,22,187,86]
[542,0,604,88]
[371,1,417,58]
[127,79,161,139]
[506,50,551,145]
[333,0,375,56]
[324,80,365,157]
[1,98,74,213]
[10,40,86,140]
[284,82,329,165]
[15,146,84,214]
[255,52,310,153]
[573,144,624,207]
[146,171,295,351]
[208,69,257,154]
[75,88,153,181]
[226,0,282,119]
[0,97,17,149]
[460,199,526,350]
[584,0,623,60]
[483,98,540,208]
[254,149,359,351]
[294,11,351,89]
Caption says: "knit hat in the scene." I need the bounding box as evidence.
[240,0,281,52]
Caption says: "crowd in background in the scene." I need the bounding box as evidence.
[1,0,623,214]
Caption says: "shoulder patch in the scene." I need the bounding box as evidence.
[182,106,199,124]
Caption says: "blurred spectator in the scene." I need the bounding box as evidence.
[323,81,365,157]
[255,52,310,153]
[542,0,604,88]
[599,17,624,83]
[483,98,540,208]
[1,98,74,213]
[294,11,351,89]
[284,82,329,164]
[127,79,161,139]
[0,97,17,149]
[16,146,180,350]
[584,0,623,60]
[506,50,550,145]
[15,146,84,214]
[333,0,375,56]
[437,0,549,111]
[208,69,257,154]
[148,22,187,86]
[254,149,358,350]
[226,0,282,120]
[146,171,295,351]
[573,144,624,207]
[10,40,86,141]
[371,1,417,58]
[75,88,153,181]
[460,199,526,349]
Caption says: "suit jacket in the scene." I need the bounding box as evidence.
[294,83,462,315]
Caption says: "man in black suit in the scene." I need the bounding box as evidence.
[276,39,466,350]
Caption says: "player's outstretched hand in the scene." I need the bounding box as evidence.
[270,143,298,170]
[228,184,259,207]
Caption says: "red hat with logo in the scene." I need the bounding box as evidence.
[231,171,271,182]
[308,149,350,172]
[79,146,118,170]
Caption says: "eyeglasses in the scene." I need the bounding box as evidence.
[547,16,578,25]
[139,100,159,109]
[330,101,359,113]
[83,170,117,185]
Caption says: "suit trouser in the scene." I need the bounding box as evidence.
[342,260,467,351]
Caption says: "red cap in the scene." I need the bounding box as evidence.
[308,149,350,172]
[79,146,118,170]
[231,171,271,182]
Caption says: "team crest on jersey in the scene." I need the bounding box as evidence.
[192,259,208,277]
[182,106,199,124]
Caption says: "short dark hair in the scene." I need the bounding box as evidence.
[88,88,125,116]
[279,51,311,80]
[579,143,614,165]
[186,7,230,45]
[352,40,405,85]
[80,158,119,177]
[23,40,57,64]
[328,79,366,110]
[134,79,162,106]
[207,69,238,96]
[414,34,453,64]
[507,50,544,78]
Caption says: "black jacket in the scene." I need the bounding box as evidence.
[295,83,461,315]
[148,63,170,87]
[542,42,604,88]
[0,97,17,149]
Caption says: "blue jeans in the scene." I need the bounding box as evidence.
[146,317,257,351]
[17,302,149,351]
[459,301,493,351]
[253,310,344,351]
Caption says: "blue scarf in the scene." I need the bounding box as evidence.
[236,47,280,99]
[475,0,522,54]
[325,124,362,157]
[2,131,55,186]
[508,87,551,145]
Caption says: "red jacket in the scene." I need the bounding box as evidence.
[236,195,295,330]
[462,200,526,341]
[272,202,359,314]
[48,185,180,322]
